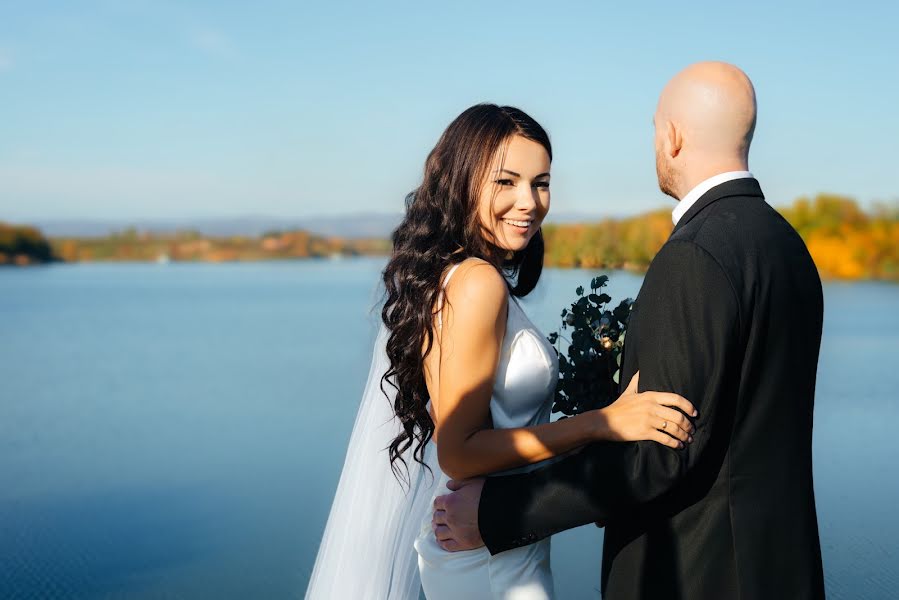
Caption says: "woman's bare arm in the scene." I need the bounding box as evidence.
[433,260,696,481]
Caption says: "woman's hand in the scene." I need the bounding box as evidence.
[595,372,698,449]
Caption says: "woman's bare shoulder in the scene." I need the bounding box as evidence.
[443,257,508,312]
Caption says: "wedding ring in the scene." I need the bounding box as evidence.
[661,420,668,430]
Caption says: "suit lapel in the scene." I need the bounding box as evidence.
[672,178,765,235]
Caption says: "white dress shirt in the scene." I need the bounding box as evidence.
[672,171,754,225]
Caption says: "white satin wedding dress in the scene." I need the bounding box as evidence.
[306,258,559,600]
[414,260,560,599]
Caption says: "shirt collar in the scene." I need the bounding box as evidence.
[672,171,754,225]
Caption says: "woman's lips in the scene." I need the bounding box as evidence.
[502,218,533,233]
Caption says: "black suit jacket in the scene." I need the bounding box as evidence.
[479,179,826,599]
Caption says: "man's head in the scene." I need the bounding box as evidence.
[654,61,757,200]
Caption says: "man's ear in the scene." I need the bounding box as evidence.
[667,121,682,158]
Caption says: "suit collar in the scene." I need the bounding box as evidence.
[673,171,753,225]
[672,177,765,234]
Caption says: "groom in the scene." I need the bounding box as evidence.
[434,62,826,599]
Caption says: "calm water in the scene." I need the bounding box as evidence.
[1,258,897,599]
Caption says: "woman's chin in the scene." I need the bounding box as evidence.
[482,231,534,254]
[496,240,531,254]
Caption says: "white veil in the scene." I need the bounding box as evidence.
[305,321,440,599]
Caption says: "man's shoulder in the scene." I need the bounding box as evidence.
[665,194,787,271]
[643,196,767,300]
[651,193,817,302]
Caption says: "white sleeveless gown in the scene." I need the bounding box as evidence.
[414,260,560,599]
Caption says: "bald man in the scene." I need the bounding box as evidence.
[434,62,826,599]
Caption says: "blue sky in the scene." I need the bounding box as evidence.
[1,0,897,221]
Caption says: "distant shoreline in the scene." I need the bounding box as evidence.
[5,251,897,283]
[3,193,897,281]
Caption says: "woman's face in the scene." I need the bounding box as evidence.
[477,134,551,253]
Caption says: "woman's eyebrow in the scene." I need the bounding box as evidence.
[492,169,551,178]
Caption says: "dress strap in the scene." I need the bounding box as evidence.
[442,262,463,289]
[437,262,464,330]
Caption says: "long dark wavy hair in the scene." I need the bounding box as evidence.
[381,103,552,482]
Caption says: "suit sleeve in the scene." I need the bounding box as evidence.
[479,240,742,554]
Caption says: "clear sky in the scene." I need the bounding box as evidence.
[1,0,897,221]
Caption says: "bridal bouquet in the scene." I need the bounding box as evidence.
[547,275,634,417]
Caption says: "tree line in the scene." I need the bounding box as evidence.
[542,194,898,281]
[3,194,896,280]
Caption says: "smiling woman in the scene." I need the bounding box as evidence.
[381,105,555,485]
[306,104,559,600]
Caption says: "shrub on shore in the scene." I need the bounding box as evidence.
[0,223,56,265]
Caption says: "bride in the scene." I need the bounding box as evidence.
[306,104,697,599]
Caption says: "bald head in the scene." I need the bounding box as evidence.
[654,62,758,199]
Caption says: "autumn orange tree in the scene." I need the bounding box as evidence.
[780,195,898,280]
[542,196,898,281]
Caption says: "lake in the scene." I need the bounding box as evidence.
[1,258,897,599]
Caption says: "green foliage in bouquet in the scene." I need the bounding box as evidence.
[547,275,634,416]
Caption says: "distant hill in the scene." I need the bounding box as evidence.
[34,213,405,240]
[34,211,610,240]
[50,228,391,263]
